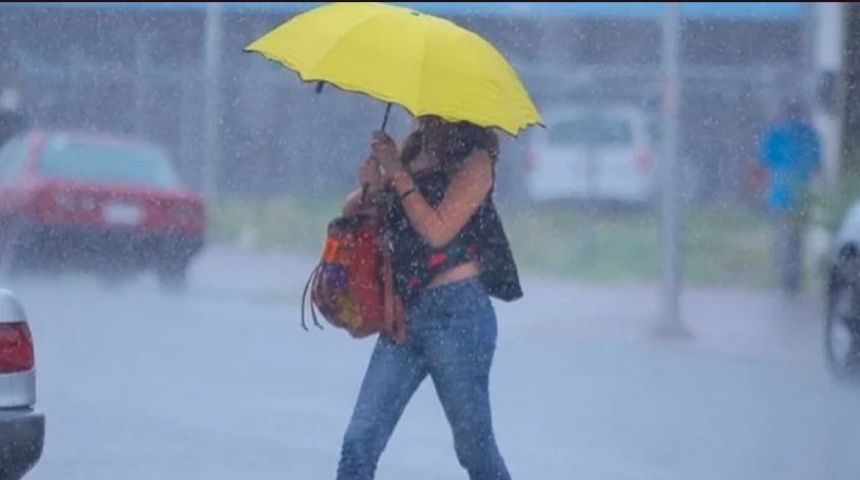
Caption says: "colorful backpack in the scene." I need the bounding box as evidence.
[301,202,406,343]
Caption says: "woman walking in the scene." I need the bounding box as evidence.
[337,115,523,480]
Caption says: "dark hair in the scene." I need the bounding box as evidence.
[399,120,499,173]
[398,130,423,166]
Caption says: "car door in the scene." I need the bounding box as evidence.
[537,113,632,202]
[589,113,648,202]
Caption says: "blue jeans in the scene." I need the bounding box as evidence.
[336,277,511,480]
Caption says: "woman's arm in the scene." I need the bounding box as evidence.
[388,150,494,248]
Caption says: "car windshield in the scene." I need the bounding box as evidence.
[548,117,633,145]
[38,137,183,189]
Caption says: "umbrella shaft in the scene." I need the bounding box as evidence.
[381,103,392,132]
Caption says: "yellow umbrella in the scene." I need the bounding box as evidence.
[243,2,543,136]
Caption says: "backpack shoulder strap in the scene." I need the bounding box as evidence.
[378,192,406,342]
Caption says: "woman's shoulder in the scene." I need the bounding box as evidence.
[464,147,495,169]
[449,148,495,186]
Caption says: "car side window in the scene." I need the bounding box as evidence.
[0,137,31,183]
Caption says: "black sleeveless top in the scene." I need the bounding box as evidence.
[384,166,523,306]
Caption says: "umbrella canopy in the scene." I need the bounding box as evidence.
[244,2,543,136]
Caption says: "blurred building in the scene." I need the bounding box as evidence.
[0,2,823,205]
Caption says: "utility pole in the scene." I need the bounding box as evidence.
[202,2,223,200]
[656,2,691,339]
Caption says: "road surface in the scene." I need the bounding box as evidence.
[15,247,860,480]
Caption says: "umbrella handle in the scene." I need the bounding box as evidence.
[380,103,392,132]
[359,103,391,204]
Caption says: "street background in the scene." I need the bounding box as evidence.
[1,2,858,479]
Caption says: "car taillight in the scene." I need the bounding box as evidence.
[0,322,34,373]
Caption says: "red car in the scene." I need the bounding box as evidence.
[0,130,206,291]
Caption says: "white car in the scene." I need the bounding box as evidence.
[525,104,658,206]
[0,289,43,480]
[823,200,860,382]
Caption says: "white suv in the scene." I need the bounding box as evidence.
[0,289,44,480]
[525,104,659,206]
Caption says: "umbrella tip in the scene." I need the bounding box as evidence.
[315,82,324,94]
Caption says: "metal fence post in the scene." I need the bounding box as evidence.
[656,2,691,339]
[202,2,223,201]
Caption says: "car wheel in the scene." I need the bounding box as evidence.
[157,262,188,294]
[825,264,860,383]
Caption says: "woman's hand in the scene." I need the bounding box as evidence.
[371,131,403,182]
